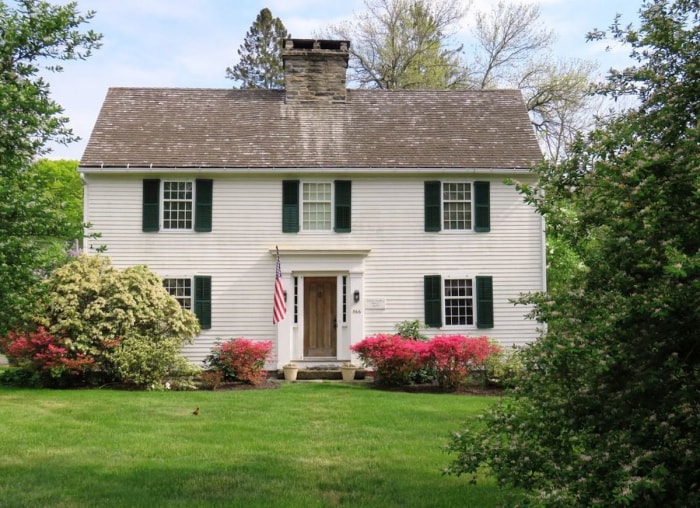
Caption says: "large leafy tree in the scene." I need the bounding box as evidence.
[226,8,288,89]
[321,0,469,89]
[322,0,597,161]
[469,1,599,163]
[446,1,700,505]
[0,0,101,336]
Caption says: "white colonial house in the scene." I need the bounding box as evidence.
[80,39,545,368]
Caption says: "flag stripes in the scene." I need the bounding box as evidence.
[273,247,286,324]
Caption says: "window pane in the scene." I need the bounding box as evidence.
[163,278,192,310]
[444,279,473,325]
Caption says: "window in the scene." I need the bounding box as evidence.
[303,182,332,230]
[142,179,212,233]
[163,278,192,310]
[424,275,493,329]
[444,278,473,325]
[424,181,490,232]
[443,183,472,230]
[162,275,211,329]
[163,181,193,230]
[282,180,351,233]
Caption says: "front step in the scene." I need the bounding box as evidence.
[275,367,368,381]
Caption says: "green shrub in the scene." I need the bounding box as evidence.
[0,367,40,387]
[38,255,200,387]
[484,344,525,388]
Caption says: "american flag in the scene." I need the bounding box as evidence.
[273,247,287,324]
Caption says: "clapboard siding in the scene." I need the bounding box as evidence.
[83,171,544,362]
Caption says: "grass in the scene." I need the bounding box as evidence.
[0,381,515,507]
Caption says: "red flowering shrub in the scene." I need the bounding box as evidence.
[351,334,428,386]
[1,327,95,385]
[352,333,502,389]
[204,338,273,385]
[425,335,501,390]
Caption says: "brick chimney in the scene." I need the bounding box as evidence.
[282,39,350,104]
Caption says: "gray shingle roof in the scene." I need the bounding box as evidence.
[80,87,542,169]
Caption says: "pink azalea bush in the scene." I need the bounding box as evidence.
[351,334,428,386]
[351,333,501,389]
[1,327,96,385]
[425,335,500,390]
[204,338,273,385]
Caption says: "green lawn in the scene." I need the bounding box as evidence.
[0,381,514,507]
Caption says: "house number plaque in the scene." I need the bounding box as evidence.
[365,298,386,310]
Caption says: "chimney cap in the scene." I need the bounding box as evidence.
[284,38,350,52]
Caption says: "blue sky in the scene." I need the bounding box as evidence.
[42,0,643,160]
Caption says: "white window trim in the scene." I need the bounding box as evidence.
[162,179,195,231]
[163,276,193,310]
[442,276,475,327]
[441,181,474,232]
[301,181,334,232]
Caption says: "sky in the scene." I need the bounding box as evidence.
[39,0,644,160]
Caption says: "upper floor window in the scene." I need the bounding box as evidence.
[163,181,193,230]
[425,180,490,233]
[303,182,332,230]
[442,183,472,230]
[142,179,212,233]
[282,180,351,233]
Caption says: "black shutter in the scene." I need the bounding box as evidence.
[282,180,300,233]
[334,180,351,233]
[476,275,494,328]
[142,179,160,232]
[424,181,441,232]
[194,179,213,232]
[194,276,212,330]
[424,275,442,328]
[474,181,490,232]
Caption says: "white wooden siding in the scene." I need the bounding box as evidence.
[83,171,544,363]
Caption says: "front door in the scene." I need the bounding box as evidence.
[304,276,337,357]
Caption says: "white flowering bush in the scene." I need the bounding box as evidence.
[39,255,200,387]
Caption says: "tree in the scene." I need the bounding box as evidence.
[226,8,288,89]
[322,0,597,161]
[0,0,101,337]
[469,1,599,163]
[321,0,470,89]
[445,1,700,505]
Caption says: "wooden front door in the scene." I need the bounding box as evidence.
[304,277,337,357]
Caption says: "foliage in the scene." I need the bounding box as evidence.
[199,369,224,390]
[427,335,500,390]
[395,319,428,341]
[226,8,288,89]
[469,1,599,162]
[0,0,101,337]
[0,326,94,386]
[352,334,428,386]
[446,1,700,505]
[39,255,200,387]
[204,338,273,385]
[321,0,597,161]
[483,343,525,389]
[352,333,501,389]
[321,0,469,89]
